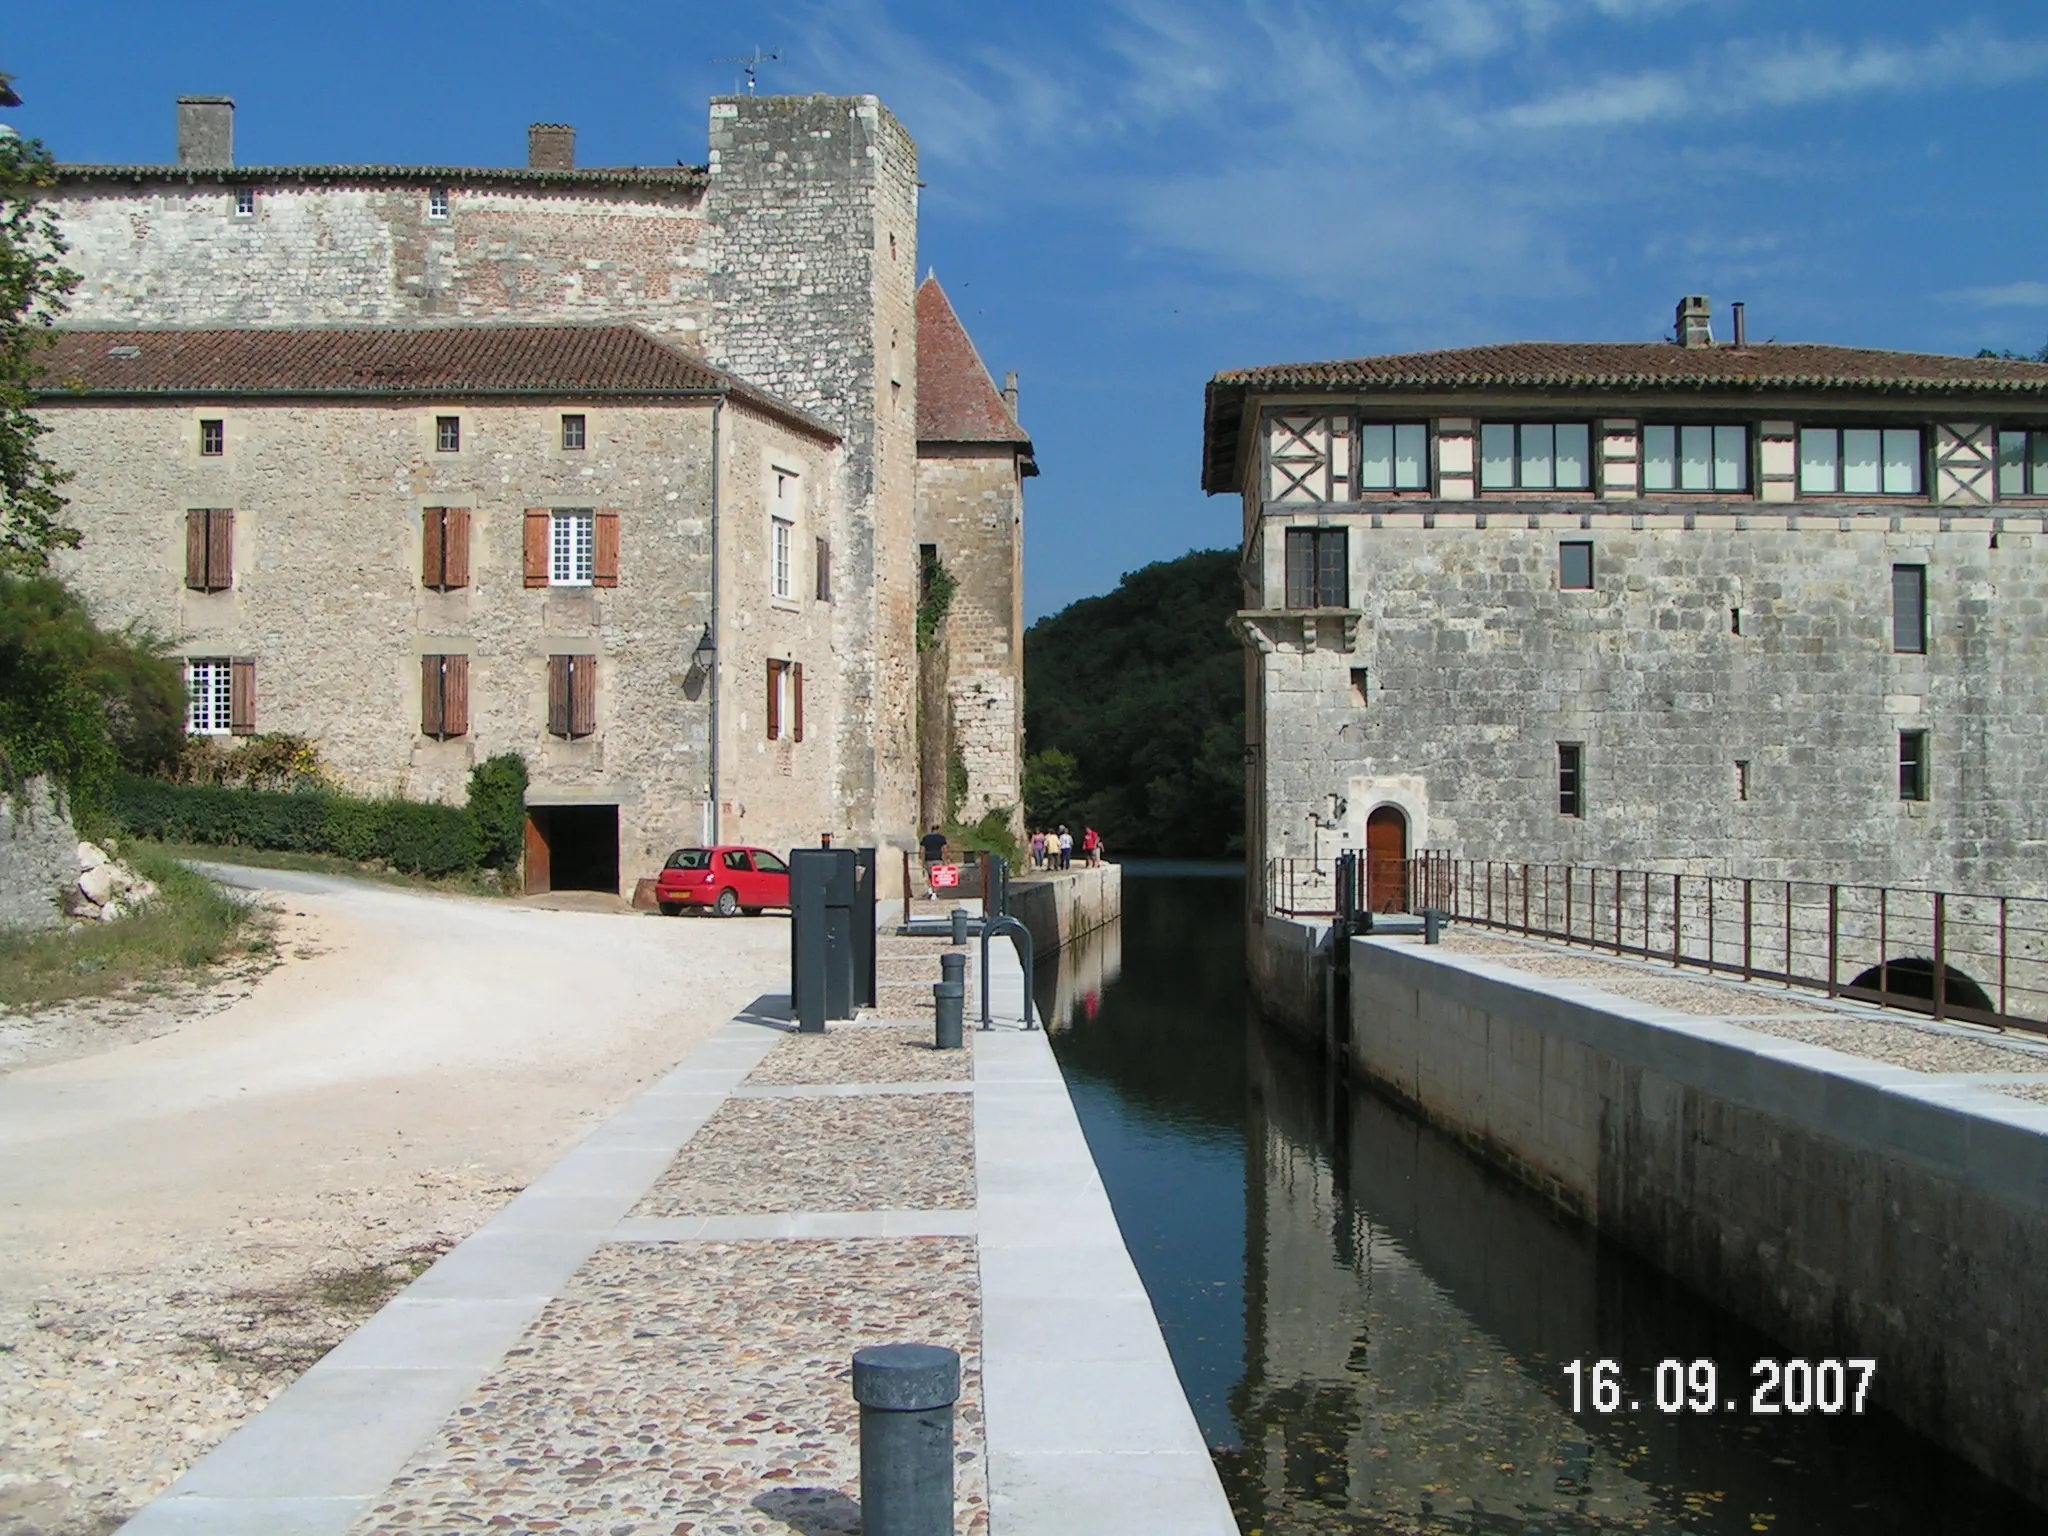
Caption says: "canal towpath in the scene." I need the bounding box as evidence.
[116,918,1235,1535]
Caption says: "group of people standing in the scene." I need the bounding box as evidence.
[1030,824,1102,871]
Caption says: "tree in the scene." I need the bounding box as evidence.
[0,130,81,574]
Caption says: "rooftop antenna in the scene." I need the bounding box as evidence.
[710,47,781,95]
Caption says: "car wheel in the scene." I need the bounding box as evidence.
[714,887,740,917]
[658,902,682,917]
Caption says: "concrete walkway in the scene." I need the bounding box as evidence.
[119,926,1233,1534]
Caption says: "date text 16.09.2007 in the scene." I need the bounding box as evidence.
[1563,1358,1876,1416]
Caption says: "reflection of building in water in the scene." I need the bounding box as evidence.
[1034,918,1124,1032]
[1232,1029,1661,1531]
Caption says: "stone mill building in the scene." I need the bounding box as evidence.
[34,93,1030,895]
[1204,297,2048,925]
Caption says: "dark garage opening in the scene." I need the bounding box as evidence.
[524,804,620,894]
[1848,956,1995,1014]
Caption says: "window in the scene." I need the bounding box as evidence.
[421,507,471,591]
[1357,423,1429,491]
[428,188,450,220]
[1480,422,1591,491]
[919,543,940,601]
[723,850,752,873]
[1892,565,1926,654]
[233,188,255,217]
[199,419,224,457]
[1735,760,1750,801]
[420,654,470,739]
[1996,430,2048,497]
[1283,527,1348,608]
[1899,731,1928,802]
[1643,424,1747,492]
[1349,667,1369,705]
[551,510,595,586]
[436,416,461,453]
[771,517,793,600]
[186,657,252,736]
[547,654,596,738]
[1798,427,1921,496]
[815,536,832,602]
[766,658,805,741]
[1559,541,1594,591]
[184,508,234,591]
[561,413,586,451]
[754,850,789,876]
[1730,607,1742,635]
[1558,743,1584,817]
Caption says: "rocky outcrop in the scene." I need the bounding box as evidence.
[67,839,157,924]
[0,778,157,931]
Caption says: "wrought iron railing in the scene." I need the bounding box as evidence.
[1401,853,2048,1038]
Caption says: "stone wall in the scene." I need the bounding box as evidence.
[0,778,76,932]
[1348,936,2048,1508]
[1007,863,1121,957]
[1251,511,2048,897]
[43,395,842,889]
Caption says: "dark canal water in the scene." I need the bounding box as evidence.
[1038,866,2048,1536]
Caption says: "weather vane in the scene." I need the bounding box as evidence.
[710,47,781,95]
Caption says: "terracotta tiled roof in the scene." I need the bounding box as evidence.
[34,325,837,439]
[56,162,707,191]
[1204,341,2048,494]
[916,276,1032,449]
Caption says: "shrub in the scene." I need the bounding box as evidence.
[109,775,476,876]
[465,753,528,869]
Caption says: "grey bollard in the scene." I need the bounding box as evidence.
[939,950,966,986]
[1424,907,1445,945]
[852,1343,959,1536]
[933,980,964,1049]
[949,906,968,946]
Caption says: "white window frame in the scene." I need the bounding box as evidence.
[427,188,450,220]
[550,509,595,586]
[233,188,255,217]
[1799,427,1922,497]
[186,659,233,735]
[771,516,794,601]
[1479,422,1592,491]
[1643,424,1748,493]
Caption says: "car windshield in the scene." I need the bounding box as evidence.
[664,849,712,871]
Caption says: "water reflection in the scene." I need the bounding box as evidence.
[1050,870,2048,1536]
[1033,913,1123,1032]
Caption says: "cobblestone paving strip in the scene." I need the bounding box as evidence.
[745,1023,971,1085]
[632,1094,976,1216]
[350,1238,987,1536]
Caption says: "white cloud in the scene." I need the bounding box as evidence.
[1939,282,2048,308]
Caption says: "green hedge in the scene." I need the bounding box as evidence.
[110,773,494,878]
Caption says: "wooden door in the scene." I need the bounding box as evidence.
[524,811,551,895]
[1365,806,1408,913]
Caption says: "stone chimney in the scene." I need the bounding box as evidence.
[527,123,576,170]
[1676,294,1713,348]
[177,96,234,167]
[1002,371,1019,418]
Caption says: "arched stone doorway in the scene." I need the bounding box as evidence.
[1365,805,1408,913]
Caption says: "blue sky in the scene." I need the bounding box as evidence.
[11,1,2048,618]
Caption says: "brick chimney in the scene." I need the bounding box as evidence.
[1002,370,1019,418]
[527,123,575,170]
[1676,294,1713,348]
[177,96,234,167]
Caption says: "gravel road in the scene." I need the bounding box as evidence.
[0,867,788,1536]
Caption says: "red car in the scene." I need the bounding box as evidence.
[655,846,791,917]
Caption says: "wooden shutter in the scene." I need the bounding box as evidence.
[444,507,471,590]
[229,657,256,735]
[208,509,235,591]
[421,654,444,737]
[593,510,620,587]
[792,662,804,743]
[524,510,551,588]
[443,654,469,736]
[185,509,209,589]
[569,655,596,737]
[422,509,446,589]
[766,659,782,740]
[547,655,571,736]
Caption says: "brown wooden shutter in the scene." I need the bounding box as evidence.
[422,509,446,589]
[443,654,469,737]
[547,655,571,736]
[208,509,235,591]
[444,507,471,590]
[766,659,782,740]
[593,510,620,588]
[421,654,444,737]
[524,510,551,588]
[229,657,256,735]
[792,662,804,743]
[185,509,209,589]
[569,655,596,737]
